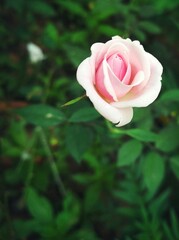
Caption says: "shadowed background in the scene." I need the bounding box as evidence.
[0,0,179,239]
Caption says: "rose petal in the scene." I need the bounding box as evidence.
[96,42,132,100]
[103,60,144,99]
[95,42,144,101]
[92,40,129,69]
[107,54,127,80]
[122,63,131,85]
[103,59,132,99]
[111,53,163,108]
[116,37,151,87]
[94,42,130,101]
[77,58,133,126]
[102,59,118,101]
[91,42,104,53]
[95,62,114,102]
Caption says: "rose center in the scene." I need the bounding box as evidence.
[107,54,127,80]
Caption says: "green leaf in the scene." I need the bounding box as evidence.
[133,108,152,130]
[69,107,100,123]
[13,220,37,238]
[154,0,179,13]
[65,125,94,162]
[126,129,157,142]
[149,189,170,215]
[159,89,179,102]
[170,155,179,179]
[56,192,80,235]
[63,44,89,67]
[56,212,72,235]
[134,29,146,42]
[142,152,165,195]
[8,121,27,147]
[114,189,140,204]
[16,104,66,127]
[84,185,100,212]
[156,124,179,152]
[29,1,56,16]
[117,139,143,167]
[35,223,57,238]
[26,187,53,222]
[99,25,120,36]
[70,30,87,44]
[43,23,59,44]
[72,173,93,184]
[163,222,175,240]
[70,228,99,240]
[58,1,86,17]
[170,210,179,238]
[13,219,57,238]
[92,0,122,21]
[139,21,161,34]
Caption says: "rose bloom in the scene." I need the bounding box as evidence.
[76,36,163,127]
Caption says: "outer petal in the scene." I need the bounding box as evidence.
[77,58,133,126]
[111,53,163,108]
[91,42,104,53]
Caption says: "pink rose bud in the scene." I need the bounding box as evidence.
[76,36,163,127]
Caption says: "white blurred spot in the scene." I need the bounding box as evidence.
[46,113,53,118]
[27,42,46,63]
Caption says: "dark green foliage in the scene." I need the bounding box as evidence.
[65,124,94,162]
[117,139,143,167]
[15,104,66,127]
[1,0,179,239]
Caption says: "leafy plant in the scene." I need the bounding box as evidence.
[1,0,179,239]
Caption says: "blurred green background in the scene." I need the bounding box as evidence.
[1,0,179,239]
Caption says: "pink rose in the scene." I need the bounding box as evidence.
[76,36,163,127]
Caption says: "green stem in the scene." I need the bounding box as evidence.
[25,159,34,188]
[37,127,66,197]
[24,130,38,188]
[61,94,86,107]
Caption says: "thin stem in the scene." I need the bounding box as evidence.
[60,94,86,107]
[37,127,66,197]
[24,131,38,188]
